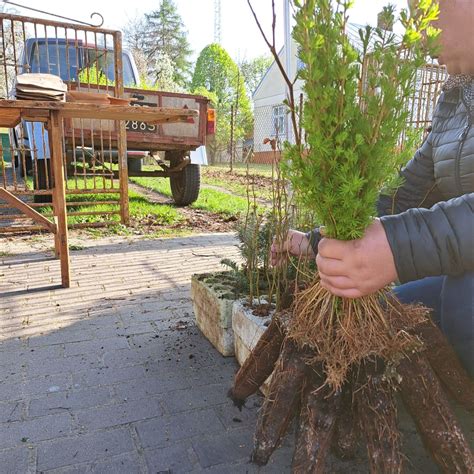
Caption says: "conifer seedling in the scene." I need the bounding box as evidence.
[283,0,441,388]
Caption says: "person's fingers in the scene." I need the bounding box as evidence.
[270,247,288,267]
[319,274,354,290]
[316,255,348,277]
[318,237,349,260]
[271,240,287,255]
[320,279,362,299]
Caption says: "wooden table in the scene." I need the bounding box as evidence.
[0,100,198,288]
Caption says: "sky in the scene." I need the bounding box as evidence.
[3,0,407,62]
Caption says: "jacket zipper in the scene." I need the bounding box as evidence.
[455,119,471,194]
[455,87,473,193]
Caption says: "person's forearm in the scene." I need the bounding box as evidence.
[380,193,474,283]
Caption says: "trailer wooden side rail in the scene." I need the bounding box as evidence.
[0,100,198,288]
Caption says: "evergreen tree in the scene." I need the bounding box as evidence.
[144,0,192,87]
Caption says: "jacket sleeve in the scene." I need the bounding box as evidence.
[305,227,322,255]
[380,193,474,283]
[377,131,444,217]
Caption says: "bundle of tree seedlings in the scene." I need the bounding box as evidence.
[230,1,474,472]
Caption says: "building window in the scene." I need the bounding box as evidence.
[296,47,305,72]
[272,105,286,138]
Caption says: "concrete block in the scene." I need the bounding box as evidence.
[232,299,275,396]
[191,272,240,357]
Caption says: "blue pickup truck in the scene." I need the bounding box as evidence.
[13,37,213,205]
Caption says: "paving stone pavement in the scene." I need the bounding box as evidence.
[0,233,472,473]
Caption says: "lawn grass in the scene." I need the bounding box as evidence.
[70,191,182,227]
[131,176,254,216]
[207,162,274,177]
[35,178,183,232]
[200,172,273,202]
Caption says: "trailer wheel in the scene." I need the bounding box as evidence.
[170,163,201,206]
[33,160,53,204]
[127,157,142,173]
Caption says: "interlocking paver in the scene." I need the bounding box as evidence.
[0,446,31,473]
[64,337,129,358]
[135,408,225,448]
[36,428,135,471]
[40,457,141,474]
[143,443,196,474]
[162,383,230,414]
[0,412,72,449]
[0,400,25,423]
[28,387,112,418]
[72,364,146,389]
[27,353,102,378]
[192,429,253,469]
[1,232,451,472]
[75,397,163,431]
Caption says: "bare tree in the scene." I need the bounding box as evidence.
[123,15,150,79]
[0,7,25,98]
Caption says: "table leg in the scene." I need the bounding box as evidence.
[49,111,70,288]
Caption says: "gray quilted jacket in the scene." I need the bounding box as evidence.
[308,79,474,283]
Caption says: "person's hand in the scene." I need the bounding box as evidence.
[270,230,315,267]
[316,219,398,298]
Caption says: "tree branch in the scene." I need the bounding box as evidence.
[247,0,300,146]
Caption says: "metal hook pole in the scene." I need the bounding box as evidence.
[1,1,105,27]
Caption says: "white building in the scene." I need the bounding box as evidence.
[252,38,303,164]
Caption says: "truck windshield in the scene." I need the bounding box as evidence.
[27,40,136,86]
[29,40,80,80]
[83,48,136,86]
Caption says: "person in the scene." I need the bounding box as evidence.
[271,0,473,375]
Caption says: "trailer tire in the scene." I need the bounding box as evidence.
[170,163,200,206]
[33,160,52,204]
[127,157,142,173]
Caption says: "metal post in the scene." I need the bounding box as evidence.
[283,0,292,143]
[230,104,234,172]
[113,31,129,225]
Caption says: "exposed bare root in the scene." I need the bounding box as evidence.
[355,360,403,474]
[332,380,358,460]
[292,370,340,474]
[412,319,474,411]
[231,293,471,472]
[251,338,309,466]
[228,316,284,409]
[288,279,427,389]
[398,352,474,473]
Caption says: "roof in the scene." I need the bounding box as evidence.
[252,23,368,100]
[252,45,284,99]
